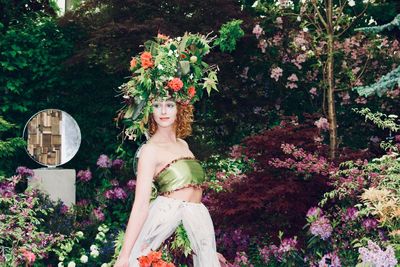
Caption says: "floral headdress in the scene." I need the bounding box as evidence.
[116,32,219,142]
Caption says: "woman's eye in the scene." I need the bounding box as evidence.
[167,104,175,108]
[153,104,159,108]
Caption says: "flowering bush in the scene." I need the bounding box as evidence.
[138,250,175,267]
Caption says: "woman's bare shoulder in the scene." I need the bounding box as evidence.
[137,143,158,162]
[177,138,189,148]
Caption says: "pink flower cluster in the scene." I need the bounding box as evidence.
[358,240,397,267]
[230,251,253,267]
[270,143,334,177]
[93,207,105,221]
[342,207,358,221]
[314,117,329,131]
[77,169,92,182]
[104,187,127,200]
[270,67,283,81]
[97,154,112,168]
[310,216,333,240]
[259,237,298,263]
[16,166,34,178]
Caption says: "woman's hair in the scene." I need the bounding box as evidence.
[148,102,194,138]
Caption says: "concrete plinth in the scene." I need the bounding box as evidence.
[28,169,76,207]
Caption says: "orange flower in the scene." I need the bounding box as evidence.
[167,78,184,92]
[141,52,154,69]
[188,86,196,97]
[148,250,162,261]
[180,54,187,59]
[138,255,152,267]
[130,58,137,68]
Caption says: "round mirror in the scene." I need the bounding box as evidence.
[23,109,81,167]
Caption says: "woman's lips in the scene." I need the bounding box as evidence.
[160,117,170,120]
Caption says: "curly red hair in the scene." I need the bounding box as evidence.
[148,102,194,139]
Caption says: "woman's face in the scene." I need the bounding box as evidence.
[151,97,178,128]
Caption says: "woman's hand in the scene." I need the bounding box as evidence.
[217,252,229,266]
[114,256,129,267]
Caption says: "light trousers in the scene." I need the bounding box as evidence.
[128,195,221,267]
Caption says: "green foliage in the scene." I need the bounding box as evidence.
[0,117,25,176]
[0,15,73,115]
[214,19,245,53]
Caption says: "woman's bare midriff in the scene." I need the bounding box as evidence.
[162,186,203,203]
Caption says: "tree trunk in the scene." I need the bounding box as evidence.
[326,0,337,159]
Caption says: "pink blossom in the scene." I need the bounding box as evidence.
[77,169,92,182]
[287,73,298,82]
[127,179,136,190]
[112,159,124,169]
[309,87,317,96]
[314,117,329,131]
[310,216,333,240]
[97,154,112,168]
[229,145,243,159]
[93,207,105,221]
[286,82,298,89]
[270,67,283,81]
[306,207,323,218]
[258,39,268,53]
[113,187,128,200]
[252,24,263,39]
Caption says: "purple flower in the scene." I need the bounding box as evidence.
[93,207,105,221]
[113,187,127,200]
[358,240,397,267]
[278,237,298,254]
[126,179,136,190]
[16,166,34,178]
[77,169,92,182]
[97,154,112,168]
[60,204,69,214]
[306,207,323,219]
[362,218,378,231]
[342,207,358,221]
[318,252,341,267]
[310,216,333,240]
[112,159,124,170]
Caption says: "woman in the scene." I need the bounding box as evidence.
[114,96,227,267]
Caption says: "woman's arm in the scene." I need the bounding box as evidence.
[116,144,157,261]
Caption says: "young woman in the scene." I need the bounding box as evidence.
[114,97,227,267]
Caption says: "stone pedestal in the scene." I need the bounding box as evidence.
[28,169,76,207]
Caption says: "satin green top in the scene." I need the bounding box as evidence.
[154,157,206,194]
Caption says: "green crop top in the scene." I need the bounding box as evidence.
[153,157,206,195]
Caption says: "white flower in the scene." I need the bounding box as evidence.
[176,37,182,41]
[348,0,355,7]
[157,64,164,70]
[67,262,76,267]
[368,17,377,25]
[303,27,309,32]
[296,16,301,22]
[168,50,173,56]
[101,264,109,267]
[58,263,64,267]
[90,245,98,251]
[75,231,84,238]
[59,256,65,261]
[90,249,99,258]
[189,73,194,80]
[388,114,398,119]
[80,255,88,263]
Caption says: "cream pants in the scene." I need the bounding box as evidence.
[128,195,221,267]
